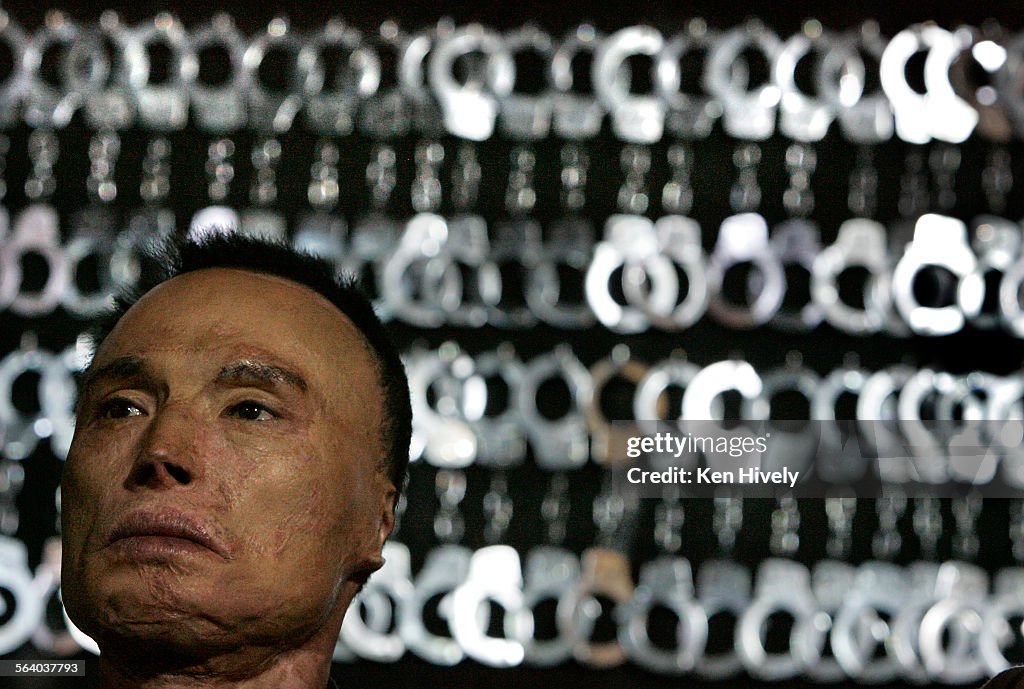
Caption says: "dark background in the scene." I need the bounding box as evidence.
[2,0,1024,687]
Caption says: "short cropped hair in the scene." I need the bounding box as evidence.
[85,231,411,498]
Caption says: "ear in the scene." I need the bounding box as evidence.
[344,482,397,591]
[376,482,398,548]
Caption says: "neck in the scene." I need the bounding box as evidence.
[99,651,331,689]
[96,617,341,689]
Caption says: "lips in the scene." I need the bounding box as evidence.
[108,510,229,559]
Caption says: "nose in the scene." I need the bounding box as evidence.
[126,403,205,490]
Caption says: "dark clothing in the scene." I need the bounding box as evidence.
[983,668,1024,688]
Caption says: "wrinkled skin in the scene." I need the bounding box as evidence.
[61,268,396,689]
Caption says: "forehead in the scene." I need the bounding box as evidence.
[95,268,380,398]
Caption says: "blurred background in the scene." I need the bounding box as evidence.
[2,0,1024,687]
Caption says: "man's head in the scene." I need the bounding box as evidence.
[60,233,410,678]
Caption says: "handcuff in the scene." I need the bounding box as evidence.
[681,359,763,475]
[742,357,819,477]
[586,214,676,333]
[2,204,69,318]
[299,21,380,137]
[917,561,990,684]
[550,24,608,140]
[706,213,784,329]
[397,21,451,138]
[704,19,782,140]
[405,343,479,469]
[446,215,499,329]
[20,12,88,128]
[816,21,893,144]
[891,213,983,336]
[498,26,554,140]
[62,11,141,131]
[526,216,596,328]
[451,545,525,667]
[832,561,907,683]
[0,537,43,655]
[897,368,956,485]
[359,22,412,139]
[241,17,304,134]
[857,365,918,484]
[811,218,892,335]
[762,220,824,332]
[485,218,541,329]
[429,24,513,141]
[399,544,473,666]
[0,341,65,461]
[950,24,1013,143]
[517,345,592,471]
[509,547,579,666]
[622,215,708,331]
[774,20,835,142]
[980,567,1024,674]
[943,373,1001,486]
[812,363,871,485]
[793,560,857,682]
[382,213,452,328]
[557,546,635,668]
[129,13,196,132]
[189,13,248,133]
[617,556,707,674]
[585,345,648,466]
[695,559,751,680]
[656,20,722,140]
[340,541,414,662]
[462,345,527,470]
[0,11,31,129]
[594,26,665,143]
[737,559,818,680]
[881,24,975,143]
[62,206,118,319]
[967,215,1021,330]
[922,26,979,143]
[997,228,1024,337]
[888,562,957,683]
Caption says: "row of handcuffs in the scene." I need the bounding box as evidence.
[406,343,1024,488]
[384,209,1024,336]
[5,330,1024,486]
[0,530,1019,684]
[3,11,1024,144]
[5,200,1024,337]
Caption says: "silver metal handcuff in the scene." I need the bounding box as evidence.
[706,213,784,329]
[704,19,781,141]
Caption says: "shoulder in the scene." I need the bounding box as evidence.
[983,668,1024,689]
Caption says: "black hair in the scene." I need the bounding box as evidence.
[86,231,411,499]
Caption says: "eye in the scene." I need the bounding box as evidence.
[97,398,145,419]
[227,401,277,422]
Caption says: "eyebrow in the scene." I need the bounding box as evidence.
[79,355,146,393]
[79,356,308,395]
[215,360,309,394]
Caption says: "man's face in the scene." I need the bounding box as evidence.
[61,268,394,659]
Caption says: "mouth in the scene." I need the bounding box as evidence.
[107,510,229,560]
